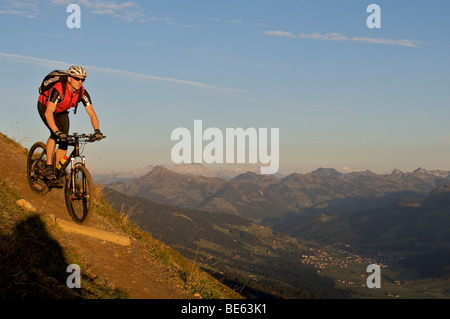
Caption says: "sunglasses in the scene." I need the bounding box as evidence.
[71,76,86,82]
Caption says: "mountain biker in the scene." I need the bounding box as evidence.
[37,65,103,178]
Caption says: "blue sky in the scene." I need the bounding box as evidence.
[1,0,449,176]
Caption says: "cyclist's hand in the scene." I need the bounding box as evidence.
[94,129,104,141]
[55,131,67,142]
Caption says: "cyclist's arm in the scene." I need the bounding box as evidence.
[81,89,92,107]
[81,89,100,131]
[85,105,100,131]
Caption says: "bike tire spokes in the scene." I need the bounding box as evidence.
[65,164,94,224]
[27,142,49,195]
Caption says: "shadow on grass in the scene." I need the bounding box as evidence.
[0,214,80,299]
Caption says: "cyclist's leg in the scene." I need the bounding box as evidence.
[54,112,69,166]
[38,103,69,169]
[38,102,57,168]
[46,138,56,166]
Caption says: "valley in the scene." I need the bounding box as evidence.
[102,165,450,299]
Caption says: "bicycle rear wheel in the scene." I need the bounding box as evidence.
[27,142,49,195]
[64,164,94,224]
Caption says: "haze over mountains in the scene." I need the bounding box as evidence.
[96,163,274,183]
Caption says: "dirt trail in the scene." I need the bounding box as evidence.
[0,136,193,299]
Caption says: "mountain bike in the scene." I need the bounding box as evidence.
[27,133,106,224]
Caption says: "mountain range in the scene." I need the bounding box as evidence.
[107,165,450,222]
[93,163,282,183]
[277,183,450,252]
[104,165,450,297]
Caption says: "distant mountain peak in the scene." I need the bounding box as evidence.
[165,163,217,178]
[231,171,280,185]
[391,168,404,177]
[232,171,259,180]
[413,167,450,178]
[148,165,175,177]
[311,167,342,178]
[413,167,428,174]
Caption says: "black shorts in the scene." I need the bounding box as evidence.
[37,102,70,150]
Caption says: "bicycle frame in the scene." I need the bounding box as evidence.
[55,133,88,181]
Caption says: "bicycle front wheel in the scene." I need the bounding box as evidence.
[64,164,94,224]
[27,142,49,195]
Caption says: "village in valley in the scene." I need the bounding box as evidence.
[299,245,403,297]
[300,246,382,274]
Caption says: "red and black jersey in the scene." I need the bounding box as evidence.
[38,82,92,113]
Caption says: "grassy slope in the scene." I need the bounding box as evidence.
[0,132,241,299]
[94,192,242,299]
[0,178,127,299]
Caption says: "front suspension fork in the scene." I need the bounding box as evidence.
[70,157,86,195]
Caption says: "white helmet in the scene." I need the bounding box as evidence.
[67,65,87,78]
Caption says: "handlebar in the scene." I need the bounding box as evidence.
[66,133,107,144]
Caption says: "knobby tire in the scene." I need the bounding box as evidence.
[27,142,50,195]
[64,164,94,224]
